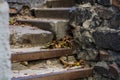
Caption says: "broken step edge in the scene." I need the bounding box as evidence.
[12,68,93,80]
[17,18,68,31]
[11,47,72,62]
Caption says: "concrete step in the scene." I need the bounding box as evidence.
[10,25,53,48]
[11,47,72,62]
[46,0,75,8]
[17,18,69,40]
[12,67,93,80]
[31,8,71,19]
[11,47,93,80]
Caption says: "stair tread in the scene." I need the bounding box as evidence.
[10,25,53,48]
[17,18,69,40]
[11,47,44,53]
[10,25,52,34]
[12,67,93,80]
[17,18,68,22]
[12,58,64,78]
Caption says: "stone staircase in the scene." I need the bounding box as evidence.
[9,0,93,80]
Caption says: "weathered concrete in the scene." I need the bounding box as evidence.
[12,68,93,80]
[7,0,46,8]
[0,0,11,80]
[17,19,68,40]
[10,25,53,48]
[31,8,70,19]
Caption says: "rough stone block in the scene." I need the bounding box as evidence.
[10,25,53,47]
[94,7,114,20]
[17,19,68,40]
[93,27,120,51]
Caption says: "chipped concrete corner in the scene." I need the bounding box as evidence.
[0,0,11,80]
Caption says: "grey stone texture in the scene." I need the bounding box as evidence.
[7,0,46,14]
[17,19,68,40]
[69,1,120,79]
[93,27,120,51]
[7,0,46,8]
[10,25,53,48]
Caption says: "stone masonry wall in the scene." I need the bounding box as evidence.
[69,0,120,80]
[6,0,46,8]
[0,0,11,80]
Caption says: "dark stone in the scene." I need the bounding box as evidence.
[90,15,102,29]
[6,0,45,5]
[95,7,114,20]
[96,0,111,7]
[70,7,92,26]
[7,0,45,14]
[7,0,31,15]
[75,0,86,4]
[75,0,96,5]
[81,30,94,48]
[109,63,120,79]
[109,13,120,29]
[108,51,120,66]
[93,27,120,51]
[94,61,109,77]
[7,0,31,7]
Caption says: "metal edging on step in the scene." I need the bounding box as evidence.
[11,48,72,62]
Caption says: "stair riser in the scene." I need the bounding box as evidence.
[17,19,68,39]
[46,0,75,8]
[10,26,53,48]
[31,9,70,19]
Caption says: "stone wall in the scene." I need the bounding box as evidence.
[69,0,120,80]
[7,0,46,8]
[0,0,11,80]
[7,0,46,14]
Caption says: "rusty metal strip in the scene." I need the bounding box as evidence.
[12,68,93,80]
[11,48,72,62]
